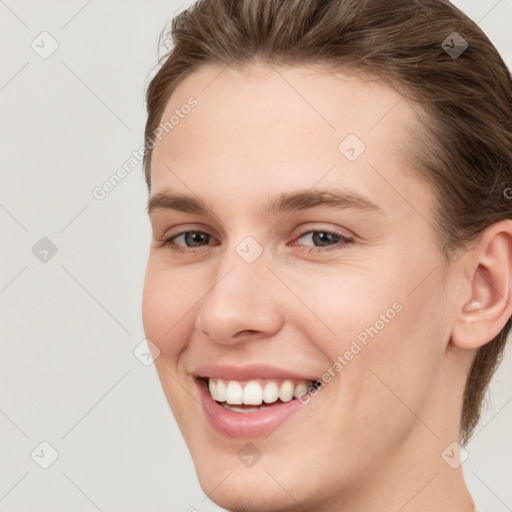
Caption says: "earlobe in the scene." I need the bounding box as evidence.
[451,220,512,350]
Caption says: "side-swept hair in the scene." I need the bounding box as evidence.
[143,0,512,444]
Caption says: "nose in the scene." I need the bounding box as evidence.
[194,242,285,345]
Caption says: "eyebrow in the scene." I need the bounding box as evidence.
[146,187,382,217]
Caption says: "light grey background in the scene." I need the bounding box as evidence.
[1,1,511,511]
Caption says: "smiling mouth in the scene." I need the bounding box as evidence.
[201,377,322,413]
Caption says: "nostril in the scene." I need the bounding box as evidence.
[233,330,259,339]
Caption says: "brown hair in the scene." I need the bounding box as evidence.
[142,0,512,444]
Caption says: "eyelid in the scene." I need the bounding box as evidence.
[158,224,356,255]
[158,222,219,239]
[161,221,354,240]
[291,222,355,239]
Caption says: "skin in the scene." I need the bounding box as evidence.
[142,63,512,512]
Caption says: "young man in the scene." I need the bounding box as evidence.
[141,1,512,510]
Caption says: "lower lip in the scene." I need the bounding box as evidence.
[196,379,305,438]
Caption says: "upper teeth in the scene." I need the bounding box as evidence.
[208,378,311,405]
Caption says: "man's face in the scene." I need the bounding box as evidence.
[142,64,457,510]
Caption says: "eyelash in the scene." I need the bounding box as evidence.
[157,229,354,255]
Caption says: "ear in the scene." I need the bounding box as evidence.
[451,219,512,350]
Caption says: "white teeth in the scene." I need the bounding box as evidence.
[208,379,227,402]
[226,381,243,404]
[208,379,216,399]
[207,378,313,406]
[243,381,263,405]
[216,379,227,402]
[293,382,308,398]
[222,403,270,413]
[278,380,294,402]
[262,382,279,403]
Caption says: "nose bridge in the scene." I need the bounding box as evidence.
[195,234,283,342]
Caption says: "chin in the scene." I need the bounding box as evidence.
[195,470,309,512]
[189,447,331,512]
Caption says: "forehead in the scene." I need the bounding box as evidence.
[150,63,426,217]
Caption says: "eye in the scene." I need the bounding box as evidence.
[157,228,354,255]
[158,231,216,254]
[291,229,354,254]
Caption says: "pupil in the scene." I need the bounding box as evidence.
[314,232,336,246]
[186,232,208,247]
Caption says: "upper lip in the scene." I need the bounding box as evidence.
[191,363,318,381]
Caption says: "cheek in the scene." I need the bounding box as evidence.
[336,269,448,438]
[303,259,447,421]
[141,259,195,356]
[297,267,400,361]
